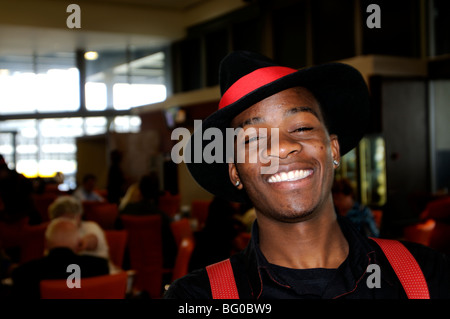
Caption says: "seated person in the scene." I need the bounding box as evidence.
[332,178,380,237]
[11,218,109,298]
[48,196,118,272]
[73,174,105,202]
[189,196,246,272]
[118,173,177,269]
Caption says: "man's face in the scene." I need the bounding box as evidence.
[228,87,340,223]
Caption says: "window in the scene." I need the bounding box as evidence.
[0,116,141,191]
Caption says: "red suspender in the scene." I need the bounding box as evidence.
[206,259,239,299]
[370,238,430,299]
[206,239,430,299]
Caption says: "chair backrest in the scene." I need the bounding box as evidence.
[171,237,195,282]
[0,217,29,249]
[158,193,181,218]
[371,209,383,229]
[429,221,450,255]
[83,202,119,230]
[104,230,128,269]
[403,219,436,246]
[32,193,59,223]
[421,196,450,222]
[40,272,128,299]
[20,222,49,263]
[120,214,163,298]
[191,200,212,230]
[170,218,193,247]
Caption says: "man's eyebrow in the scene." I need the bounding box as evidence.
[236,106,319,128]
[236,117,265,128]
[284,106,320,119]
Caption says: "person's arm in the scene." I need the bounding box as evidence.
[78,233,98,252]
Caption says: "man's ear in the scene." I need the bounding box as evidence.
[330,134,341,168]
[228,162,243,190]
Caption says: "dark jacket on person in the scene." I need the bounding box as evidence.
[11,247,109,298]
[164,217,450,299]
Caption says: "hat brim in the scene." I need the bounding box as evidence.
[186,62,370,203]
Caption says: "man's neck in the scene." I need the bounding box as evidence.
[257,206,349,269]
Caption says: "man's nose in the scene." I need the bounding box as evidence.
[267,133,302,159]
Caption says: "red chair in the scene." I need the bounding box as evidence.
[429,222,450,255]
[40,272,128,299]
[104,230,128,269]
[158,193,181,218]
[191,200,211,230]
[371,209,383,230]
[0,217,29,250]
[171,237,195,282]
[83,202,119,230]
[420,196,450,222]
[403,219,436,246]
[120,214,163,298]
[20,222,49,263]
[170,218,193,247]
[32,193,59,222]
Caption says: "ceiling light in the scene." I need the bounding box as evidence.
[84,51,99,60]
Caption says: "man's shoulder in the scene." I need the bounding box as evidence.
[401,241,450,272]
[398,240,450,298]
[164,267,212,299]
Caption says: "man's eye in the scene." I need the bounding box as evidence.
[244,136,259,144]
[293,127,313,133]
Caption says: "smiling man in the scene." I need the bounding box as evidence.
[165,51,450,299]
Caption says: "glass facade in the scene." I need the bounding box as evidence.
[0,49,167,191]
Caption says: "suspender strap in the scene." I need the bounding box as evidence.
[206,239,430,299]
[370,238,430,299]
[206,259,239,299]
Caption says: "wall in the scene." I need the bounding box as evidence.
[76,135,108,189]
[433,80,450,191]
[380,78,429,235]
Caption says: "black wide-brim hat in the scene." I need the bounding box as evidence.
[185,51,370,203]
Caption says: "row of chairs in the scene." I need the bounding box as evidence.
[39,216,194,299]
[31,191,211,230]
[0,214,195,299]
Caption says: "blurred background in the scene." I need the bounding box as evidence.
[0,0,449,298]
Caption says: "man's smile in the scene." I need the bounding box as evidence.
[266,168,314,184]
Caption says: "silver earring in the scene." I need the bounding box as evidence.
[333,160,340,167]
[235,180,240,187]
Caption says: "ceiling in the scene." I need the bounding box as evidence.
[81,0,208,10]
[0,0,246,57]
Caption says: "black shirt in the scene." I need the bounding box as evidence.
[164,217,450,299]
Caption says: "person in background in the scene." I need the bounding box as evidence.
[332,178,380,238]
[73,173,105,202]
[189,196,247,272]
[107,150,127,205]
[11,217,109,298]
[47,195,119,272]
[117,172,177,269]
[0,154,40,224]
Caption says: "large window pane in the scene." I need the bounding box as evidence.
[0,53,78,115]
[86,50,167,110]
[113,83,166,110]
[86,82,107,111]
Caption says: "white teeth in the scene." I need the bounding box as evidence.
[267,169,313,183]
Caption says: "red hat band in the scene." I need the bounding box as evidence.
[218,66,297,110]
